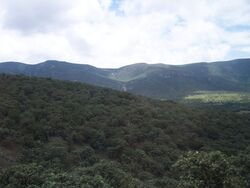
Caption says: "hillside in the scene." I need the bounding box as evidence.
[0,61,121,90]
[0,75,250,187]
[0,59,250,101]
[119,59,250,99]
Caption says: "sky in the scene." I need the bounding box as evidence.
[0,0,250,68]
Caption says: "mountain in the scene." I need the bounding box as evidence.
[118,59,250,99]
[0,59,250,100]
[0,61,121,89]
[0,74,250,187]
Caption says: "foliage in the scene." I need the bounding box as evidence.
[0,74,250,187]
[173,151,245,188]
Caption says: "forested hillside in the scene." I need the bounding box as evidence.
[0,75,250,187]
[0,59,249,101]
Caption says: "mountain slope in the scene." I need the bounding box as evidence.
[0,74,250,187]
[0,59,250,100]
[123,59,250,99]
[0,60,121,90]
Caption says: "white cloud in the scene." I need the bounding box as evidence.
[239,46,250,53]
[0,0,72,33]
[0,0,250,67]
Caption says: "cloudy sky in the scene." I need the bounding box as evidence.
[0,0,250,68]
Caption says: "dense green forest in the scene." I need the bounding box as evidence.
[0,75,250,187]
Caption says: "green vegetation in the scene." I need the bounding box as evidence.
[174,151,245,187]
[0,75,250,187]
[184,91,250,104]
[183,91,250,112]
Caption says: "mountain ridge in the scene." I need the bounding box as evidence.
[0,58,249,100]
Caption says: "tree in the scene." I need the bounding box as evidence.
[0,163,44,188]
[173,151,245,188]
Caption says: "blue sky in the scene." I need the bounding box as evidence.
[109,0,122,10]
[0,0,250,67]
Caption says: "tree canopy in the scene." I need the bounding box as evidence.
[0,75,250,187]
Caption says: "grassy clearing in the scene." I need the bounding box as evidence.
[184,91,250,104]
